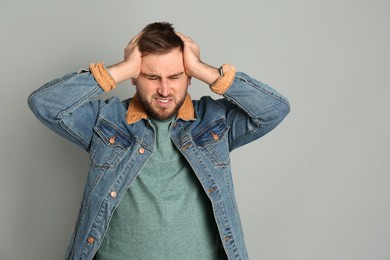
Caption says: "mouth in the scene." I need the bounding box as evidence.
[154,97,173,107]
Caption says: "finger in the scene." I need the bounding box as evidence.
[128,31,144,45]
[175,31,185,38]
[176,31,191,42]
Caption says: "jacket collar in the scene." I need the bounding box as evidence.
[126,93,196,124]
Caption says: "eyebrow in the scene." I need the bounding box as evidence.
[141,72,184,78]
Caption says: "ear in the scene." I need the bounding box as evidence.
[187,76,192,87]
[131,78,137,85]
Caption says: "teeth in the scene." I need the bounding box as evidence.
[157,99,170,103]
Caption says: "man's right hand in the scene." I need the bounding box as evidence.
[108,33,143,84]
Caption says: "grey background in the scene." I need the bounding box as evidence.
[1,0,389,259]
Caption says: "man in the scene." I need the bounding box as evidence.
[28,22,290,260]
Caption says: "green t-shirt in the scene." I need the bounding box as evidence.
[96,119,220,260]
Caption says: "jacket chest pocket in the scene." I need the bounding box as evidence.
[89,122,134,169]
[193,118,230,167]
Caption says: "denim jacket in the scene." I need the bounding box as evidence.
[28,68,290,260]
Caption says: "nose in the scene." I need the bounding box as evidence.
[157,79,170,97]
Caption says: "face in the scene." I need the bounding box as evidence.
[135,47,191,120]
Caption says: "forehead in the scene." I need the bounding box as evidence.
[141,48,184,75]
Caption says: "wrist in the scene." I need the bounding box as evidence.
[108,61,138,83]
[189,62,220,85]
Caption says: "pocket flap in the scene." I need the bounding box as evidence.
[94,121,134,150]
[193,118,229,147]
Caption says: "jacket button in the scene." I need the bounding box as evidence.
[138,147,145,154]
[211,131,219,140]
[110,191,117,198]
[87,236,94,244]
[208,186,217,193]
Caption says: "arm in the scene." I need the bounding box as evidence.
[28,35,142,151]
[219,72,290,151]
[177,33,290,151]
[28,71,107,150]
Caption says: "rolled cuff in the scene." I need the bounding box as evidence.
[210,64,236,95]
[89,62,117,92]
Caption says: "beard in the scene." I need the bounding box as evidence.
[137,92,186,121]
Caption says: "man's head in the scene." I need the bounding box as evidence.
[135,22,190,121]
[138,22,184,57]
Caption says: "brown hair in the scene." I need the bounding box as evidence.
[138,22,184,56]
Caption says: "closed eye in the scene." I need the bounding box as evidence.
[146,76,159,80]
[141,72,184,80]
[142,74,160,80]
[168,72,184,80]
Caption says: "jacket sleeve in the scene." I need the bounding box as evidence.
[27,67,113,151]
[214,71,290,151]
